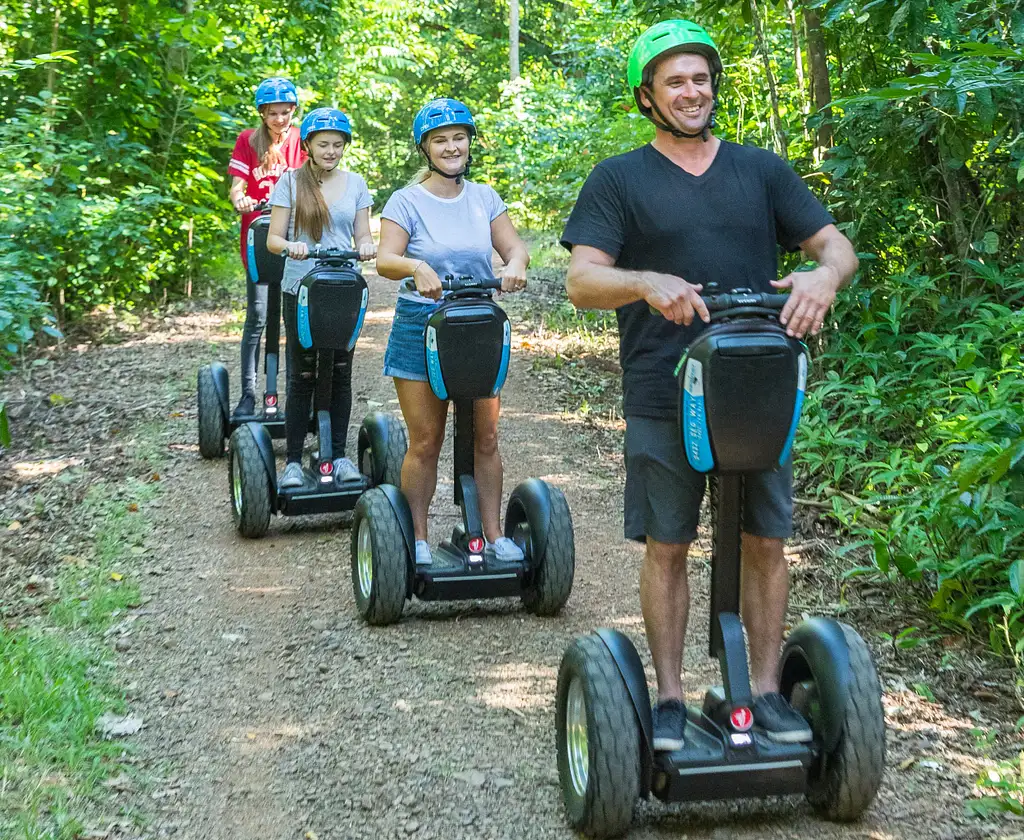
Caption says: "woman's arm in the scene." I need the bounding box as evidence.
[266,205,308,259]
[353,207,377,260]
[376,219,442,300]
[490,212,529,292]
[229,176,257,213]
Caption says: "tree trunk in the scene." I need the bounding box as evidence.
[786,0,808,139]
[509,0,520,80]
[747,0,788,159]
[804,7,833,158]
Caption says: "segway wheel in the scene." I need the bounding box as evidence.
[350,488,408,625]
[556,634,640,839]
[360,413,408,487]
[788,623,885,821]
[197,365,226,459]
[228,425,272,538]
[511,483,575,616]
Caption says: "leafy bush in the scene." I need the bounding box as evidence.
[798,260,1024,656]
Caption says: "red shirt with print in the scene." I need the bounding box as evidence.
[227,126,306,268]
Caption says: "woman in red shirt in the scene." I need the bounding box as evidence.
[226,77,307,418]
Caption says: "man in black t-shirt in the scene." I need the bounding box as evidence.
[561,19,859,752]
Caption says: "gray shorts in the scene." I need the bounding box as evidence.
[624,415,794,544]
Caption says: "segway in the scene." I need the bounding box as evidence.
[227,247,403,539]
[555,287,885,838]
[198,203,287,459]
[350,274,575,626]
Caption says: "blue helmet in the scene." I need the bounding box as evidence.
[254,77,298,109]
[413,98,476,145]
[300,108,352,143]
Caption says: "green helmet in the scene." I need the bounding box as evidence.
[626,19,723,94]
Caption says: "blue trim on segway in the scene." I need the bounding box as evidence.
[377,483,416,599]
[347,287,369,352]
[246,229,260,283]
[779,617,852,753]
[425,325,448,400]
[778,351,808,466]
[681,358,715,472]
[595,628,654,798]
[491,319,511,396]
[297,286,313,349]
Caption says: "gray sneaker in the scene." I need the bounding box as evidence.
[652,699,686,752]
[333,457,361,486]
[279,461,304,489]
[752,692,813,743]
[485,536,525,563]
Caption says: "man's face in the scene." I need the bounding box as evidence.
[641,52,714,135]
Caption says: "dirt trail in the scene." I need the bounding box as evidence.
[108,270,994,840]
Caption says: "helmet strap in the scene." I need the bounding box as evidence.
[420,142,473,185]
[641,86,716,142]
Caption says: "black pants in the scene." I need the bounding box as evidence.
[239,279,269,396]
[283,293,353,464]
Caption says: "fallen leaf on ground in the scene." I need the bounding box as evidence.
[7,521,21,531]
[126,503,139,512]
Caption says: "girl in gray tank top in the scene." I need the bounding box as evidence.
[376,98,531,567]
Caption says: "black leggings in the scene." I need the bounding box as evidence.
[283,293,353,464]
[239,279,269,395]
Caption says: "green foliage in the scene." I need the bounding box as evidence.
[797,260,1024,653]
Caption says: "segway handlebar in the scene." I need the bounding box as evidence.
[282,245,363,261]
[702,291,790,312]
[440,274,503,292]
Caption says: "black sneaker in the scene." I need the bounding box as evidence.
[752,692,813,743]
[652,699,686,752]
[232,391,256,418]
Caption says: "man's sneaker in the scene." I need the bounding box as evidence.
[752,692,813,743]
[333,457,361,486]
[232,391,256,418]
[279,461,304,489]
[485,536,525,563]
[415,540,433,566]
[652,698,686,752]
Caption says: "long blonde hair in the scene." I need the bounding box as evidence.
[291,158,333,242]
[406,165,431,187]
[249,106,294,170]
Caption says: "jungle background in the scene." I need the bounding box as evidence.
[1,0,1023,832]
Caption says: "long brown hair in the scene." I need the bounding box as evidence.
[249,106,293,170]
[292,158,332,241]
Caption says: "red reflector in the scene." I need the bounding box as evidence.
[266,395,278,406]
[730,707,753,732]
[319,462,332,475]
[468,537,485,554]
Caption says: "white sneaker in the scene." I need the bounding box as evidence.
[279,461,304,489]
[333,457,361,485]
[486,536,524,563]
[415,540,433,566]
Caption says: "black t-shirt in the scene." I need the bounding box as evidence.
[560,141,834,419]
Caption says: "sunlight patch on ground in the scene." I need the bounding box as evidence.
[11,457,84,478]
[477,661,558,712]
[227,723,306,751]
[227,585,299,597]
[607,613,646,630]
[364,307,396,323]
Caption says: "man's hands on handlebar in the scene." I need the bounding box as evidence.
[641,271,711,326]
[772,265,840,338]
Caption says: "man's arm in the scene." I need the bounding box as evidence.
[772,224,858,339]
[566,244,710,326]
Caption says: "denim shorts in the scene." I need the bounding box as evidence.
[383,296,440,381]
[624,415,794,544]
